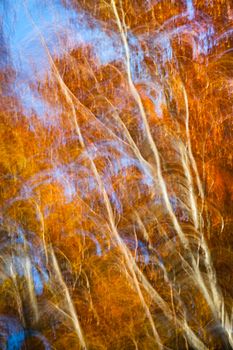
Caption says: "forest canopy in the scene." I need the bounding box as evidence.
[0,1,233,349]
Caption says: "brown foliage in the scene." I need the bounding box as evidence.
[0,1,233,349]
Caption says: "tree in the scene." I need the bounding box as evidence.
[0,1,233,349]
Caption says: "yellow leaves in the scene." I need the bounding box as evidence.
[0,125,26,176]
[0,0,233,348]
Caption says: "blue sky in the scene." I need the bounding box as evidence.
[2,0,123,123]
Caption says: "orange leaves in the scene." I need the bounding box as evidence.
[205,163,233,208]
[0,0,233,349]
[0,125,26,176]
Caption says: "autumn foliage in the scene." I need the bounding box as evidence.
[0,1,233,349]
